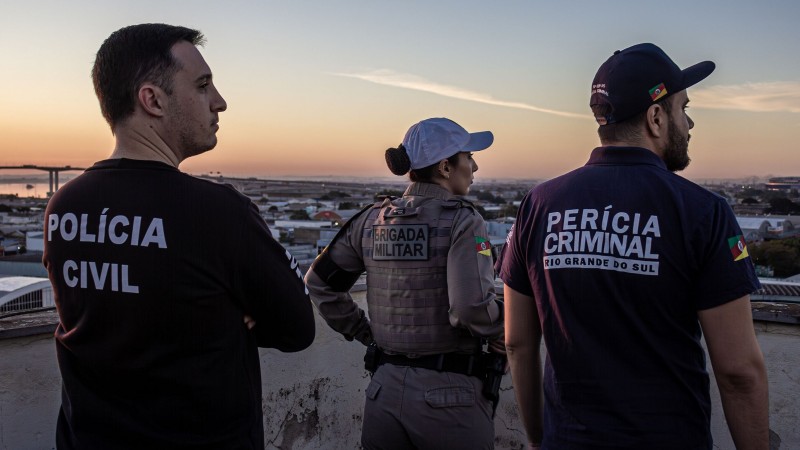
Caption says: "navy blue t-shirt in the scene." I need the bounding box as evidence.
[500,147,760,449]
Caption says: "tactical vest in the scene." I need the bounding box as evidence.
[362,196,481,356]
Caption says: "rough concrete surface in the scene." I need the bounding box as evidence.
[0,293,797,449]
[256,291,527,449]
[0,334,61,450]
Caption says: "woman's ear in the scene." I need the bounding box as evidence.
[437,159,451,179]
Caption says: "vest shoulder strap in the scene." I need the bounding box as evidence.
[442,197,477,215]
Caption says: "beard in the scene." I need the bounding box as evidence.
[168,98,218,161]
[178,128,217,159]
[663,123,690,172]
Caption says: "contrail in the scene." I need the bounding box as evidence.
[690,81,800,113]
[331,69,588,119]
[334,71,800,117]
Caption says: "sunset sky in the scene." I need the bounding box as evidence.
[1,1,798,182]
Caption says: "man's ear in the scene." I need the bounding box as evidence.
[137,84,166,118]
[645,103,667,139]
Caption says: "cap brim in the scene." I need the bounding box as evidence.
[463,131,494,152]
[681,60,715,90]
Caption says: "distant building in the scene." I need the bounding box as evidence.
[736,216,798,242]
[314,229,339,254]
[751,279,800,302]
[334,209,364,223]
[312,209,364,226]
[312,211,343,222]
[482,205,503,216]
[26,231,44,252]
[0,276,53,313]
[486,221,513,240]
[732,202,769,216]
[0,241,25,256]
[274,220,333,230]
[294,227,326,246]
[765,177,800,192]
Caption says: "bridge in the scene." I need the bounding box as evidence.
[0,165,86,196]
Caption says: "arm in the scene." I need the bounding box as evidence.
[504,285,543,448]
[446,211,503,339]
[304,211,372,345]
[238,203,315,352]
[305,266,371,345]
[698,295,769,450]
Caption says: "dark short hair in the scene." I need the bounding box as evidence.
[92,23,205,131]
[593,96,672,144]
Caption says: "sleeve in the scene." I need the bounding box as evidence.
[498,192,535,297]
[446,208,504,340]
[304,209,373,345]
[235,201,315,351]
[693,197,761,310]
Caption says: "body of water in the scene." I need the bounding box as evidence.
[0,182,51,198]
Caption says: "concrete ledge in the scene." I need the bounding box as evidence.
[1,295,798,448]
[753,302,800,326]
[0,308,58,339]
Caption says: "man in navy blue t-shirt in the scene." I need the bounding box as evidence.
[500,44,769,450]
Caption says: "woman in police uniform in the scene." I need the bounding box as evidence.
[305,117,504,449]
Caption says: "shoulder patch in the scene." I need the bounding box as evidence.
[475,236,492,256]
[728,235,750,261]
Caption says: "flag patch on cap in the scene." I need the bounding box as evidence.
[475,236,492,256]
[728,235,750,261]
[649,83,668,101]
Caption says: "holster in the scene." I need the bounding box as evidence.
[364,342,382,375]
[480,352,507,416]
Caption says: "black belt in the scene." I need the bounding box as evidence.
[377,352,485,378]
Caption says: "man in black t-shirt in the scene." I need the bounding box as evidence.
[43,24,315,449]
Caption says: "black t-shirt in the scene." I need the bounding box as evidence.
[500,147,760,449]
[44,159,315,449]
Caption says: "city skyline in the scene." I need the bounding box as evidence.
[1,1,799,182]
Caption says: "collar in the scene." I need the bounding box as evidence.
[586,146,667,171]
[87,158,181,172]
[403,182,456,200]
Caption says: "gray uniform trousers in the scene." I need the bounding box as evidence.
[361,363,494,450]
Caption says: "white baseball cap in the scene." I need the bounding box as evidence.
[402,118,494,170]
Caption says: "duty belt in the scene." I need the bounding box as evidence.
[377,352,485,378]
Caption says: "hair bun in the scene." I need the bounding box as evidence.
[385,145,411,176]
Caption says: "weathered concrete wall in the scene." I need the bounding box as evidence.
[0,333,61,450]
[1,296,798,449]
[255,289,527,449]
[709,320,800,450]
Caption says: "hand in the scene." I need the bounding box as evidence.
[243,315,256,330]
[488,338,506,356]
[487,339,510,373]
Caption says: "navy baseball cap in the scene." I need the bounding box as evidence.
[590,43,715,125]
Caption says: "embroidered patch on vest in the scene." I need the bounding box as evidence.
[475,236,492,256]
[372,224,429,260]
